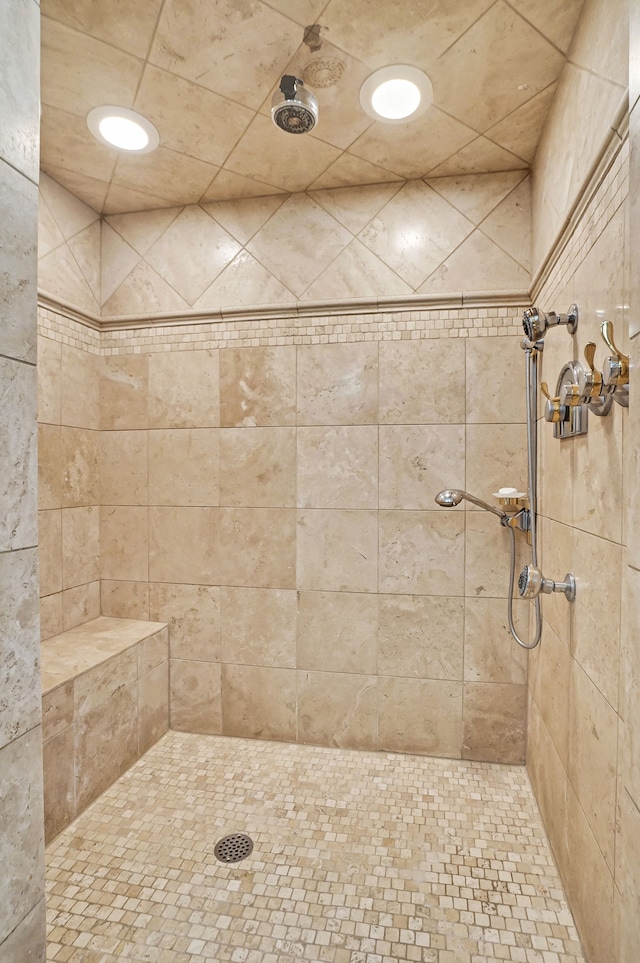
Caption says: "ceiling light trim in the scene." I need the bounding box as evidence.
[87,106,160,153]
[359,65,433,123]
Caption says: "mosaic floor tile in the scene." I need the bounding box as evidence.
[46,732,584,962]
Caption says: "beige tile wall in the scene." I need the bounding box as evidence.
[526,1,635,958]
[0,1,46,960]
[37,167,537,765]
[37,328,102,640]
[531,0,628,276]
[46,313,525,765]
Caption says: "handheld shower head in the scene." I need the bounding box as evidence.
[522,305,579,343]
[434,489,506,519]
[434,489,463,507]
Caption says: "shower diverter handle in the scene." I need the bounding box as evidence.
[540,381,566,423]
[559,342,614,408]
[600,320,629,388]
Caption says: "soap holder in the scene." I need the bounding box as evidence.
[492,488,528,510]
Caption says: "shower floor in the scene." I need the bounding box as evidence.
[45,732,584,963]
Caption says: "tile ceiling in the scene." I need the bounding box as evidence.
[40,0,585,215]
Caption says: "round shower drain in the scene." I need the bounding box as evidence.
[214,833,254,863]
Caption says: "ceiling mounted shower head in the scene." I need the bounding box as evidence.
[271,75,318,134]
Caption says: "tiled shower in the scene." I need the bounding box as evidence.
[1,0,640,960]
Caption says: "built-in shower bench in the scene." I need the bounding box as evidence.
[40,616,169,843]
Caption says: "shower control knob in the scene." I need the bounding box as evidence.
[600,320,629,387]
[540,381,566,423]
[559,381,582,407]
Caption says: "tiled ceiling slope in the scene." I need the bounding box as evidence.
[40,0,584,215]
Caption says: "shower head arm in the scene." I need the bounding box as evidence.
[460,491,508,518]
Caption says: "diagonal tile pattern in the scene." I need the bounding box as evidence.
[45,730,586,962]
[39,0,585,213]
[39,169,532,316]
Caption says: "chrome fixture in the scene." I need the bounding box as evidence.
[434,488,506,518]
[436,306,579,650]
[271,75,318,133]
[434,488,531,534]
[542,319,629,438]
[600,319,629,406]
[518,566,576,602]
[522,304,578,343]
[541,362,590,439]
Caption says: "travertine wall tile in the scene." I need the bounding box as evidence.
[149,507,219,585]
[297,670,377,750]
[37,335,61,426]
[221,663,296,741]
[463,597,528,684]
[296,591,378,676]
[0,727,45,944]
[0,548,40,750]
[101,580,150,620]
[378,594,464,680]
[148,349,219,429]
[60,344,100,430]
[379,425,465,510]
[378,676,463,757]
[149,582,220,662]
[101,506,148,582]
[170,659,221,733]
[220,508,295,589]
[297,509,377,593]
[38,510,62,598]
[74,684,138,812]
[61,506,100,589]
[379,510,465,596]
[149,428,218,507]
[463,681,526,763]
[297,426,378,510]
[42,726,75,843]
[219,345,296,428]
[138,661,169,753]
[1,164,38,364]
[100,430,148,506]
[568,659,618,872]
[219,427,294,508]
[221,587,296,668]
[297,343,378,426]
[38,175,541,771]
[0,358,37,551]
[61,427,99,507]
[61,580,100,631]
[379,339,467,425]
[100,354,149,430]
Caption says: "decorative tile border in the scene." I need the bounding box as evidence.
[37,304,101,355]
[38,298,526,354]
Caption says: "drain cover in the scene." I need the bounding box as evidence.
[214,833,254,864]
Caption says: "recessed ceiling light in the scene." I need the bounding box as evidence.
[87,106,159,153]
[359,65,433,123]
